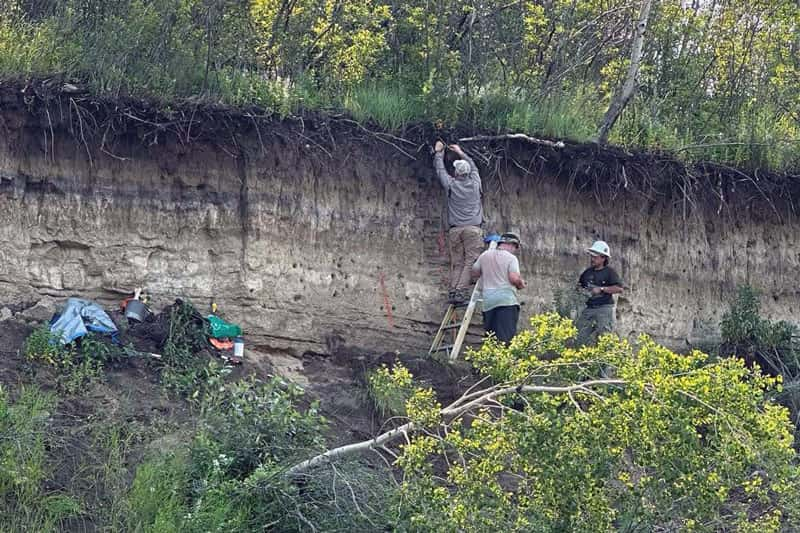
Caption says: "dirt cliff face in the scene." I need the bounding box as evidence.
[1,84,797,356]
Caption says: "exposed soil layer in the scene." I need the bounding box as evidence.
[2,77,800,363]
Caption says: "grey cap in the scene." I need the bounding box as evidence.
[453,160,471,175]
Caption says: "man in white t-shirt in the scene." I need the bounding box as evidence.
[471,232,527,343]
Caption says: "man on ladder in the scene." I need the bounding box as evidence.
[471,232,526,343]
[433,140,483,304]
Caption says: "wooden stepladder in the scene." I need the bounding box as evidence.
[429,240,496,361]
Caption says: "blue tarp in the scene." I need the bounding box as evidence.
[50,298,118,345]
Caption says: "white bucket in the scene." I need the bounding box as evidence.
[233,337,244,358]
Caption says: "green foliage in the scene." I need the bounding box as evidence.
[0,13,65,75]
[80,333,124,365]
[457,88,600,142]
[367,363,416,417]
[23,325,63,365]
[467,312,578,381]
[397,313,800,531]
[0,385,80,531]
[719,285,800,429]
[125,453,187,532]
[86,424,137,530]
[126,374,396,531]
[159,300,216,396]
[196,375,326,477]
[24,326,104,394]
[251,0,391,89]
[721,285,799,377]
[344,83,424,131]
[58,350,103,394]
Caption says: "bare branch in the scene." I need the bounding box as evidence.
[285,420,416,477]
[459,133,565,149]
[285,378,624,477]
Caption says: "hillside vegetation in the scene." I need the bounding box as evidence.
[1,0,799,170]
[2,293,800,531]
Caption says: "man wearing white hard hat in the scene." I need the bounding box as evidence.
[433,141,483,303]
[575,240,623,346]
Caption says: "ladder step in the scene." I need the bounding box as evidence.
[442,321,481,331]
[433,334,482,352]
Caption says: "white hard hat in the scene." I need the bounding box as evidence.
[587,240,610,258]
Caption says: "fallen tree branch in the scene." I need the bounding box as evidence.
[286,420,416,477]
[285,378,624,477]
[459,133,566,149]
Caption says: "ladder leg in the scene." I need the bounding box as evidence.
[429,305,455,355]
[449,301,477,361]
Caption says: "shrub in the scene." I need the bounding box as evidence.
[366,363,416,417]
[159,300,215,396]
[395,313,800,531]
[24,326,104,394]
[196,375,326,478]
[23,325,63,365]
[720,285,799,377]
[126,374,397,531]
[79,333,124,365]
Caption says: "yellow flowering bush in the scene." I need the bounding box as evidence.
[396,314,800,532]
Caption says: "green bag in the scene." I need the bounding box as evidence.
[207,314,242,339]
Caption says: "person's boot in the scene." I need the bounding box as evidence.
[448,289,466,304]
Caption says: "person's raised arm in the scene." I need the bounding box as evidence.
[449,144,478,174]
[433,141,450,190]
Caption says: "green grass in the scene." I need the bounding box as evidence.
[343,83,425,131]
[0,385,82,532]
[125,453,187,532]
[469,88,601,141]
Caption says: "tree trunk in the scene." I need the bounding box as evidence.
[596,0,654,144]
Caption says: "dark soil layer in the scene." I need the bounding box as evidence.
[3,77,799,220]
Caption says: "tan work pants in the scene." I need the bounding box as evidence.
[448,225,483,291]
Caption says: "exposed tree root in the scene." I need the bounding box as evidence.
[459,133,566,149]
[4,77,800,221]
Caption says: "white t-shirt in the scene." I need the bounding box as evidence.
[472,249,520,311]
